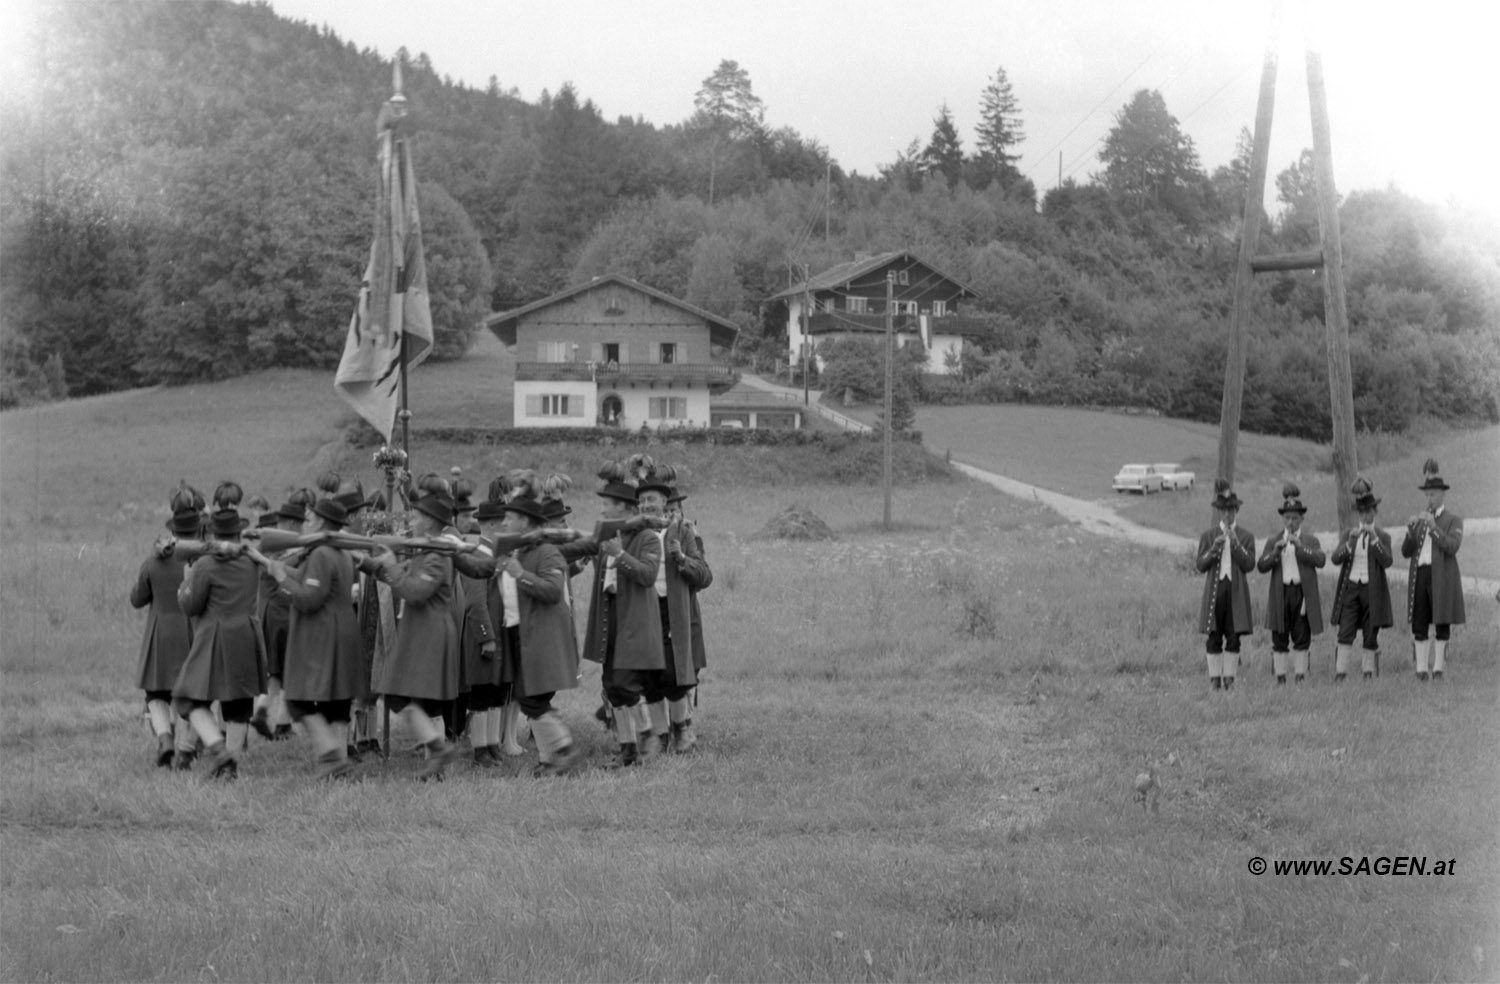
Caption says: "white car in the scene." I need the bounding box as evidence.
[1154,463,1196,491]
[1112,463,1164,494]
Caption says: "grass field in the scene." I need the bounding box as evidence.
[3,364,1498,982]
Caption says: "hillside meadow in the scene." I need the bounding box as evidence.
[2,366,1498,983]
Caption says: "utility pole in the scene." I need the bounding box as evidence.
[882,271,895,531]
[801,265,811,406]
[824,162,831,242]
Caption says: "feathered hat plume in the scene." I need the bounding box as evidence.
[539,472,574,503]
[316,470,342,495]
[487,474,511,504]
[213,480,243,511]
[507,468,538,500]
[1282,481,1301,500]
[286,486,317,510]
[597,459,630,484]
[170,480,206,514]
[1350,475,1372,497]
[414,472,451,498]
[625,453,655,485]
[245,494,271,513]
[1422,458,1440,478]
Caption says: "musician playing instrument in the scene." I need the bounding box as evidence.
[1255,483,1326,685]
[1195,480,1256,691]
[1329,478,1394,681]
[1400,459,1465,681]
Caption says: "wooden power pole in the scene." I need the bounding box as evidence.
[1219,5,1359,532]
[882,271,895,531]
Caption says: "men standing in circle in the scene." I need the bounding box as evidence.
[1256,483,1326,685]
[367,491,464,780]
[131,494,201,767]
[1329,477,1394,681]
[262,498,364,780]
[1195,480,1256,691]
[573,461,663,768]
[1402,459,1465,681]
[172,484,264,779]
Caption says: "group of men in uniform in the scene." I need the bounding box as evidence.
[128,455,712,781]
[1195,459,1467,689]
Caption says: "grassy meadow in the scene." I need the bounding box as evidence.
[3,363,1499,982]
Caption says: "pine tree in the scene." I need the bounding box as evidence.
[920,104,964,189]
[975,65,1025,190]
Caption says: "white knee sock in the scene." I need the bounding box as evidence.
[668,697,691,725]
[1271,651,1288,678]
[404,705,442,746]
[1205,652,1223,678]
[486,708,502,748]
[224,721,249,755]
[1292,650,1309,677]
[189,707,224,748]
[147,699,173,737]
[1432,640,1447,673]
[1414,639,1431,674]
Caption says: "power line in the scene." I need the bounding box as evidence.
[1023,52,1155,181]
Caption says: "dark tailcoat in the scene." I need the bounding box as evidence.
[1329,527,1395,629]
[1255,530,1326,635]
[281,544,364,702]
[1196,526,1256,635]
[129,552,193,692]
[1401,509,1466,626]
[172,552,265,703]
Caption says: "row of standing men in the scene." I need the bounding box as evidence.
[130,461,711,780]
[1194,460,1466,690]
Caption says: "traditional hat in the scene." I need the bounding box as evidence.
[1210,478,1242,511]
[667,487,687,504]
[166,508,204,536]
[541,498,571,521]
[255,512,279,529]
[474,499,507,521]
[412,493,454,527]
[596,482,637,504]
[310,498,349,529]
[1350,476,1380,511]
[636,463,678,501]
[1277,481,1307,515]
[332,489,369,515]
[452,474,477,515]
[502,495,548,524]
[208,509,248,537]
[595,458,642,504]
[277,501,308,522]
[1418,457,1449,491]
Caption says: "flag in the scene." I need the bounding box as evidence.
[335,73,433,441]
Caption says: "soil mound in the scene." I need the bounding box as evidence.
[753,503,837,542]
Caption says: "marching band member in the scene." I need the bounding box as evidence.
[1401,460,1465,681]
[262,498,365,779]
[171,482,264,779]
[1194,480,1255,691]
[367,490,464,780]
[130,486,202,767]
[1329,478,1394,681]
[1255,483,1325,685]
[452,476,504,767]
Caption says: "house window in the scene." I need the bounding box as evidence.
[820,297,836,313]
[659,343,676,364]
[897,269,910,285]
[538,341,569,362]
[524,394,583,418]
[845,296,867,314]
[603,343,621,364]
[648,397,688,419]
[932,299,947,317]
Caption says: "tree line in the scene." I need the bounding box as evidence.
[2,0,1496,442]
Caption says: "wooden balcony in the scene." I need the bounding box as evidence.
[516,361,740,393]
[806,311,991,337]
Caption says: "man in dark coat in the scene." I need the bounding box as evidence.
[252,496,309,742]
[569,480,663,768]
[1401,460,1465,681]
[635,482,713,755]
[1329,478,1394,681]
[367,493,464,780]
[1195,480,1256,690]
[1256,482,1325,685]
[131,505,200,766]
[173,507,265,779]
[264,499,364,779]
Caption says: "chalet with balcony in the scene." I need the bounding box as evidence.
[768,250,983,375]
[484,274,739,430]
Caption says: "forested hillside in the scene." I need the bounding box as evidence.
[3,0,1497,441]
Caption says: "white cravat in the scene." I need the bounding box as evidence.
[1280,535,1300,585]
[500,571,520,627]
[1418,506,1441,566]
[1351,531,1369,584]
[1218,528,1233,581]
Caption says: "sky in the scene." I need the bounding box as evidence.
[3,0,1497,219]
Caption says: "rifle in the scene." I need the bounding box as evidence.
[166,529,483,562]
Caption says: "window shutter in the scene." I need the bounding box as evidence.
[650,341,661,364]
[569,396,584,417]
[524,395,542,416]
[592,343,603,363]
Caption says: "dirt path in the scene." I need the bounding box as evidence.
[741,374,1500,597]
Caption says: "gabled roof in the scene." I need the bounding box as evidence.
[767,250,981,302]
[484,273,740,348]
